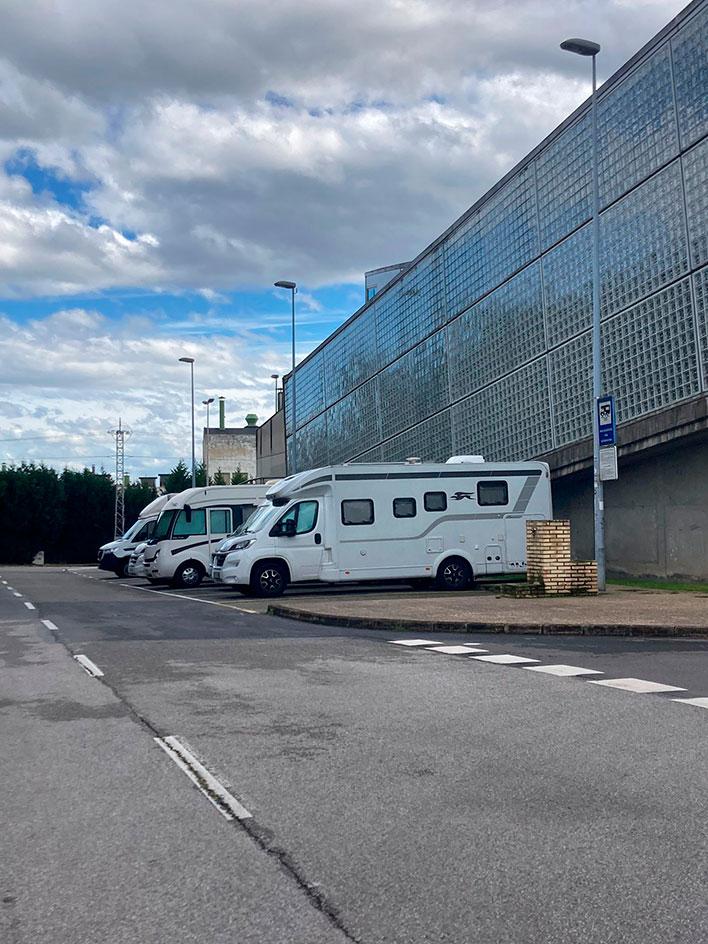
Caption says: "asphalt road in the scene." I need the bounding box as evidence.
[2,565,707,944]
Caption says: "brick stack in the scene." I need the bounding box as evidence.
[524,520,598,596]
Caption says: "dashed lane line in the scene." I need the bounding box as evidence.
[389,639,444,647]
[473,654,541,665]
[23,602,35,610]
[13,591,22,597]
[73,654,104,678]
[41,619,59,631]
[525,664,604,677]
[426,645,489,655]
[589,677,687,694]
[154,736,252,821]
[673,697,708,709]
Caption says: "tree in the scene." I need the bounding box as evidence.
[231,468,249,485]
[212,468,227,485]
[163,460,191,493]
[125,481,157,525]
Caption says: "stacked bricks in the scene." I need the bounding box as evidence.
[525,520,598,596]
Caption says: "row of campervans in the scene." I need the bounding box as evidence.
[98,457,553,596]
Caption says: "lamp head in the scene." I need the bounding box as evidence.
[274,280,296,290]
[202,397,214,405]
[561,38,600,56]
[178,356,195,364]
[271,373,279,380]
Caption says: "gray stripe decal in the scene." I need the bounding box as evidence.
[334,469,542,482]
[339,512,507,543]
[511,475,540,514]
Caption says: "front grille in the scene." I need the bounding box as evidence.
[214,553,226,567]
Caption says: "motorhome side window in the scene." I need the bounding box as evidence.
[341,499,374,525]
[393,497,416,518]
[173,508,207,536]
[209,509,231,535]
[135,522,151,542]
[274,500,319,535]
[477,481,509,506]
[424,491,447,512]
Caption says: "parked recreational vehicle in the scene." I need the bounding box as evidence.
[210,457,552,596]
[143,485,269,587]
[97,493,174,577]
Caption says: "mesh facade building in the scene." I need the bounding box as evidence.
[283,0,708,578]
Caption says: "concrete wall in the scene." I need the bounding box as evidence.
[203,428,257,480]
[552,434,708,581]
[256,410,286,480]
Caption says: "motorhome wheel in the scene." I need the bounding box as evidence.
[250,562,288,597]
[173,562,205,588]
[436,557,473,591]
[114,560,130,579]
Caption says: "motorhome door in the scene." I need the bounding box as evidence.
[271,500,323,581]
[208,507,233,553]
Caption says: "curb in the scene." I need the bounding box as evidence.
[267,604,708,638]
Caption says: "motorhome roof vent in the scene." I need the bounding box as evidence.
[446,455,484,463]
[405,456,422,464]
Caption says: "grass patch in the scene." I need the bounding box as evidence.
[609,577,708,593]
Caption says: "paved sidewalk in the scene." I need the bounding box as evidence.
[269,585,708,636]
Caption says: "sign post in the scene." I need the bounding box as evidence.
[597,395,619,482]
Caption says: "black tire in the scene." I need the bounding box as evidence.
[436,557,473,591]
[250,561,288,597]
[172,561,205,589]
[114,560,130,579]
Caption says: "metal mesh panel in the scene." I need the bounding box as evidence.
[444,164,538,317]
[355,445,384,462]
[323,305,379,405]
[325,378,381,463]
[598,44,678,207]
[290,412,329,472]
[600,161,689,317]
[672,4,708,148]
[536,114,592,250]
[694,265,708,387]
[451,358,552,461]
[549,333,592,447]
[542,224,593,347]
[380,410,452,464]
[375,247,447,362]
[378,332,449,439]
[603,278,699,420]
[290,351,326,431]
[683,136,708,269]
[447,263,545,398]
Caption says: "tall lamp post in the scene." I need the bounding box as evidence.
[202,397,214,484]
[274,280,297,473]
[560,37,605,592]
[271,373,280,413]
[178,356,196,488]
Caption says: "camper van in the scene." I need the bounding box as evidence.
[210,457,552,596]
[97,493,174,577]
[142,485,270,587]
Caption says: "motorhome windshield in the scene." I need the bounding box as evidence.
[153,509,177,541]
[121,519,142,541]
[239,503,277,534]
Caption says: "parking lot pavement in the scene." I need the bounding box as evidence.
[2,565,707,944]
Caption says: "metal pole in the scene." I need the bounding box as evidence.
[190,361,196,488]
[290,287,297,474]
[590,52,606,591]
[205,400,210,485]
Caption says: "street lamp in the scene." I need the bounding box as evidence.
[271,373,280,413]
[274,280,297,473]
[561,36,605,591]
[178,356,196,488]
[202,397,215,484]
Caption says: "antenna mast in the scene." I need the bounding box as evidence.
[110,419,131,538]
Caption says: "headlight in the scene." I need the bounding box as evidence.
[231,538,255,551]
[154,548,161,557]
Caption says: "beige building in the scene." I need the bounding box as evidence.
[203,411,258,482]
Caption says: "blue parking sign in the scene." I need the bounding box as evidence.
[597,395,616,446]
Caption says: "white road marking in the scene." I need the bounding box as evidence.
[155,736,252,821]
[589,678,686,694]
[41,619,59,631]
[473,654,541,665]
[389,639,444,647]
[6,586,14,591]
[426,645,489,655]
[23,601,36,610]
[13,591,22,597]
[672,697,708,709]
[120,583,257,612]
[525,664,604,677]
[73,654,104,678]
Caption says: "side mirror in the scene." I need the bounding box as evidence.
[281,519,297,537]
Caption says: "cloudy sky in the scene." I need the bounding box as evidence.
[0,0,685,478]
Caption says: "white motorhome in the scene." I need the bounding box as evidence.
[143,485,270,587]
[210,457,552,596]
[97,493,174,577]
